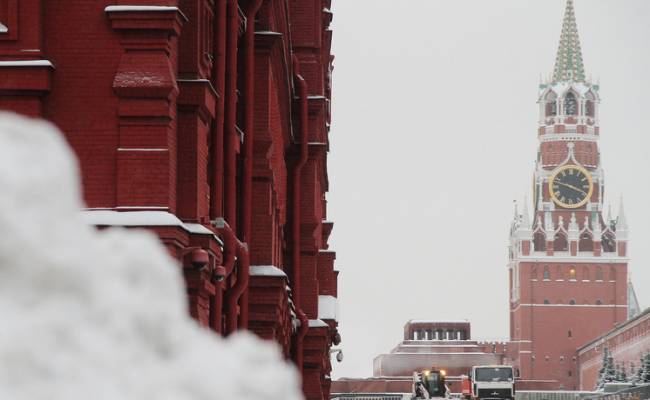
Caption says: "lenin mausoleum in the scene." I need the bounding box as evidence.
[0,1,339,399]
[333,0,650,396]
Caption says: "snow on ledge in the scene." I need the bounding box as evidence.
[0,60,54,68]
[308,319,329,328]
[81,210,222,245]
[105,5,180,12]
[318,295,338,321]
[249,265,287,278]
[0,22,8,33]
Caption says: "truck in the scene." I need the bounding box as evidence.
[412,368,449,399]
[463,365,515,400]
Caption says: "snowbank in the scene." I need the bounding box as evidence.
[0,112,303,400]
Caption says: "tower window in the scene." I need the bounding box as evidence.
[544,299,550,304]
[586,101,595,118]
[610,266,617,281]
[545,92,558,117]
[569,267,577,280]
[596,299,603,305]
[596,267,603,281]
[564,92,578,116]
[569,299,576,305]
[543,266,551,280]
[582,266,590,281]
[568,330,572,338]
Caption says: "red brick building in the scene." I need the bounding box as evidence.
[506,0,638,391]
[0,1,339,399]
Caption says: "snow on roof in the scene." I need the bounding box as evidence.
[318,295,338,321]
[0,60,54,68]
[308,319,329,328]
[0,112,302,399]
[249,265,287,278]
[81,210,223,245]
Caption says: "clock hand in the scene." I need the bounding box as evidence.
[555,181,588,197]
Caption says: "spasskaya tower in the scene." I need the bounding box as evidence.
[507,0,632,390]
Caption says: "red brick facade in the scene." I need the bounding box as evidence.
[577,309,650,390]
[0,1,339,399]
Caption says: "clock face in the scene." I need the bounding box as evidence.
[549,165,593,209]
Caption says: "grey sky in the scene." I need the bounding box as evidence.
[327,0,650,379]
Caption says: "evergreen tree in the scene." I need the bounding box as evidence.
[596,348,609,389]
[636,355,646,384]
[605,354,617,383]
[620,362,627,383]
[643,353,650,383]
[630,362,637,385]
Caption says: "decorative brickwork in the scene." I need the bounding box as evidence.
[0,1,339,399]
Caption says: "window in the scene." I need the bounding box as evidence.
[579,233,593,252]
[610,267,617,281]
[582,266,590,281]
[596,266,603,281]
[568,330,572,338]
[564,92,578,116]
[602,234,616,253]
[556,265,564,280]
[596,299,603,305]
[544,299,550,304]
[586,92,596,118]
[543,266,551,280]
[546,92,558,117]
[554,233,568,252]
[534,231,546,252]
[569,299,576,305]
[569,268,577,280]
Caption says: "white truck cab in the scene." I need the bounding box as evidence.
[470,365,515,400]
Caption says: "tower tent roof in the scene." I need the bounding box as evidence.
[552,0,586,83]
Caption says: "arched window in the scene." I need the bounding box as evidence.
[554,232,568,252]
[569,299,576,305]
[565,92,578,115]
[556,265,564,280]
[546,92,558,117]
[610,267,617,281]
[582,266,590,281]
[579,232,593,252]
[569,267,577,280]
[586,92,596,118]
[534,231,546,252]
[543,266,551,280]
[531,265,538,280]
[596,266,604,281]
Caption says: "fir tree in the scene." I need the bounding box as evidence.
[643,353,650,383]
[636,355,646,384]
[605,354,617,383]
[620,362,627,383]
[596,348,609,390]
[630,362,637,385]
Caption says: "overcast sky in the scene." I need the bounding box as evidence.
[327,0,650,379]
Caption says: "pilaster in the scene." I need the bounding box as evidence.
[105,5,186,210]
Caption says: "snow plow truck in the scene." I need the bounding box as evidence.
[462,365,515,400]
[412,368,449,399]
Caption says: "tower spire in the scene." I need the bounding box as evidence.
[552,0,586,83]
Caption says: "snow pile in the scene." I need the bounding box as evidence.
[0,112,303,400]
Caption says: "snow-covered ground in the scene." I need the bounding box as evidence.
[0,112,303,400]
